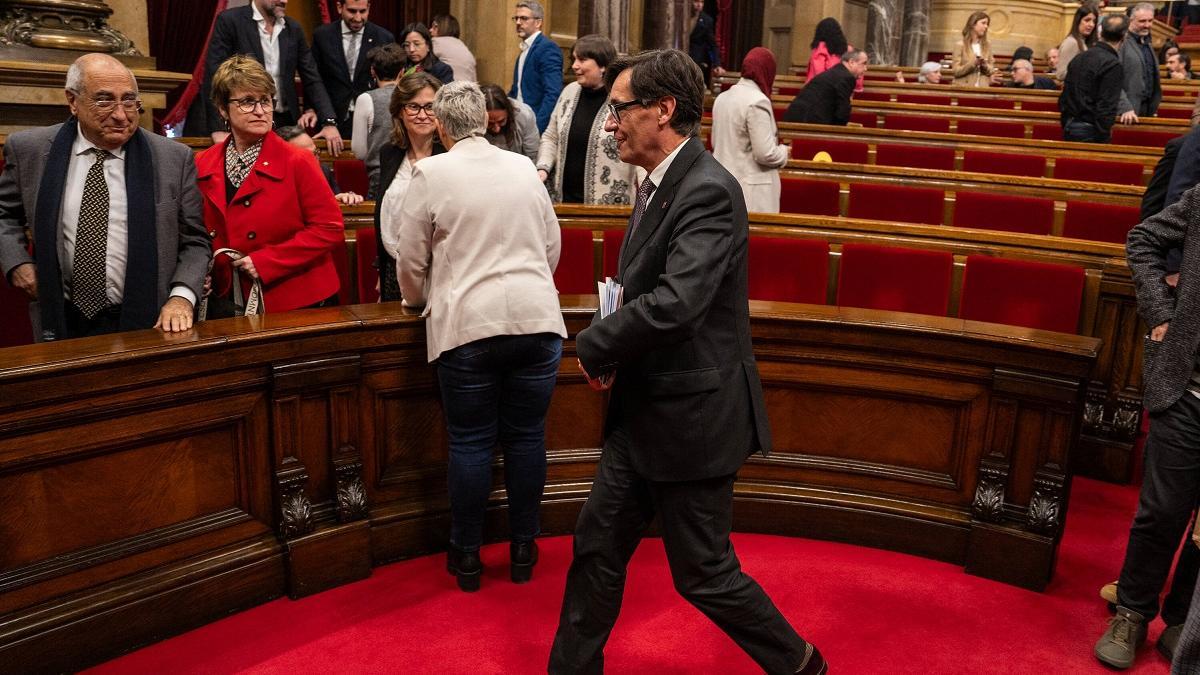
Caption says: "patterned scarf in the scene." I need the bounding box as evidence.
[224,138,264,188]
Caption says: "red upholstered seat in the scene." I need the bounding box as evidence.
[332,236,353,305]
[773,106,785,121]
[554,228,596,294]
[850,111,878,127]
[957,119,1026,139]
[1032,124,1063,140]
[953,191,1054,235]
[1053,157,1144,186]
[875,143,955,171]
[1062,201,1142,244]
[333,159,369,196]
[777,86,800,97]
[355,226,380,303]
[961,150,1047,177]
[959,255,1085,333]
[0,275,32,347]
[965,98,1016,110]
[836,243,953,316]
[847,183,944,225]
[1156,107,1192,119]
[854,91,891,102]
[601,228,626,280]
[1110,128,1181,148]
[1021,100,1060,113]
[884,115,951,133]
[790,138,870,163]
[896,94,952,105]
[748,236,829,303]
[780,178,841,216]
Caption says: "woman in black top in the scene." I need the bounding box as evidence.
[400,23,453,84]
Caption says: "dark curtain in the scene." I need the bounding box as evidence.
[147,0,227,132]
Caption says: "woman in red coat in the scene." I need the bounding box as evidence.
[196,55,344,313]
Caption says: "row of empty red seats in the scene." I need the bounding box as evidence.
[777,178,1139,243]
[832,112,1181,148]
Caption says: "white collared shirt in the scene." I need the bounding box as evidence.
[61,134,128,304]
[645,137,689,204]
[516,30,541,103]
[251,2,287,113]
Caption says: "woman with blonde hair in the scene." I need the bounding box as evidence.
[952,11,1001,87]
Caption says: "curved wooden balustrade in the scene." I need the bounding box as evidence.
[0,298,1096,672]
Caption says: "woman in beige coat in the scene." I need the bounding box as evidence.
[952,11,1001,87]
[711,47,789,214]
[1055,5,1098,80]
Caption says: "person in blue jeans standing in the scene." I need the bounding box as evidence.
[393,80,567,592]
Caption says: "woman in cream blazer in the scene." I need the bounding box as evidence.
[951,11,999,87]
[711,47,789,214]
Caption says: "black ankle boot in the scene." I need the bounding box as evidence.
[446,544,482,592]
[510,539,538,583]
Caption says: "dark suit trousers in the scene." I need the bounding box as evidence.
[548,428,809,674]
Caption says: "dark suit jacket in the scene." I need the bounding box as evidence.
[310,20,394,126]
[688,12,720,68]
[509,33,563,133]
[782,63,856,125]
[202,5,337,135]
[576,137,772,482]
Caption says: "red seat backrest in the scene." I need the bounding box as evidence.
[850,111,879,127]
[875,143,956,171]
[836,243,954,316]
[965,98,1017,110]
[854,91,891,102]
[1031,124,1063,141]
[554,228,596,294]
[884,115,951,133]
[1156,107,1191,119]
[1021,100,1060,113]
[356,226,380,303]
[847,183,945,225]
[895,94,952,106]
[961,150,1047,177]
[748,236,830,304]
[777,86,800,97]
[333,159,370,196]
[790,138,870,164]
[1110,128,1181,148]
[1062,201,1142,244]
[332,235,353,305]
[1053,157,1144,186]
[959,255,1085,333]
[780,178,841,216]
[957,119,1026,139]
[0,274,33,347]
[953,191,1054,235]
[602,228,626,280]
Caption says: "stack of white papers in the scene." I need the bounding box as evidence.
[596,277,623,387]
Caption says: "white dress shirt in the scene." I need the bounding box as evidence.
[251,2,287,113]
[380,155,419,259]
[516,31,541,103]
[646,137,688,204]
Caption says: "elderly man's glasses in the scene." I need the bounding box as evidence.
[403,102,435,117]
[607,98,650,124]
[88,96,143,115]
[230,97,273,113]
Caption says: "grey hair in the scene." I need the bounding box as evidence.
[1132,2,1156,16]
[65,54,138,95]
[516,1,544,20]
[1011,58,1033,71]
[433,80,487,141]
[843,48,867,63]
[919,61,941,76]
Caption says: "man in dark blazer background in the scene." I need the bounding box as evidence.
[547,49,825,675]
[782,48,868,125]
[687,0,724,85]
[310,0,394,138]
[0,54,210,341]
[509,1,562,133]
[203,0,345,155]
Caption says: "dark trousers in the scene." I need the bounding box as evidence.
[436,332,562,550]
[64,302,121,339]
[1118,393,1200,623]
[1063,120,1109,144]
[1173,564,1200,673]
[548,428,809,675]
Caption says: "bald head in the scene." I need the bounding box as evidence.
[65,53,140,151]
[66,53,138,97]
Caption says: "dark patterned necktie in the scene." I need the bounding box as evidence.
[72,148,112,318]
[620,178,656,270]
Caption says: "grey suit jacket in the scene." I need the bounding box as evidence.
[575,137,772,482]
[0,125,210,327]
[1118,35,1162,117]
[1127,183,1200,411]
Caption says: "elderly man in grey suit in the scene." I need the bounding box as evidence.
[547,49,825,675]
[0,53,210,341]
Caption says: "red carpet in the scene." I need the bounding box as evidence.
[87,477,1173,674]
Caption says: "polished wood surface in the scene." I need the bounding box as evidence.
[0,297,1097,671]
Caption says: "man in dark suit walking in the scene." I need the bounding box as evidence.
[311,0,394,139]
[782,48,868,125]
[547,49,825,675]
[0,54,210,341]
[202,0,345,155]
[687,0,724,86]
[509,1,562,133]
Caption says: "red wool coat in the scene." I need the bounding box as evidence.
[195,132,344,312]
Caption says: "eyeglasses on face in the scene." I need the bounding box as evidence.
[230,97,274,113]
[512,15,537,23]
[88,96,143,115]
[401,41,426,49]
[403,102,435,117]
[607,98,650,124]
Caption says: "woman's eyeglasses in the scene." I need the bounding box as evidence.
[230,97,273,114]
[403,102,435,117]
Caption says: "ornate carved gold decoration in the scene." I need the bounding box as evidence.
[0,0,140,55]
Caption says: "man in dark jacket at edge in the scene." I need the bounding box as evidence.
[1060,14,1127,143]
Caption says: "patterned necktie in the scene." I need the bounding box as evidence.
[72,148,112,318]
[347,31,360,80]
[620,178,656,270]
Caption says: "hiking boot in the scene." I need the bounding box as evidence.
[1094,606,1148,669]
[1159,623,1183,662]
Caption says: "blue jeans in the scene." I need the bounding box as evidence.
[437,332,562,551]
[1062,120,1109,144]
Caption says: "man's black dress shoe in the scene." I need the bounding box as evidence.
[446,545,482,592]
[511,539,538,583]
[795,644,827,674]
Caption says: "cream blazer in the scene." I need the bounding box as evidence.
[394,137,567,362]
[951,39,996,87]
[711,78,790,214]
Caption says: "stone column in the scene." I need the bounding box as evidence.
[866,0,902,65]
[642,0,687,51]
[900,0,930,67]
[580,0,630,52]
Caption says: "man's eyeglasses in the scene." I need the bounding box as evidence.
[403,102,435,117]
[512,15,537,23]
[89,97,143,115]
[230,97,273,114]
[607,98,650,124]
